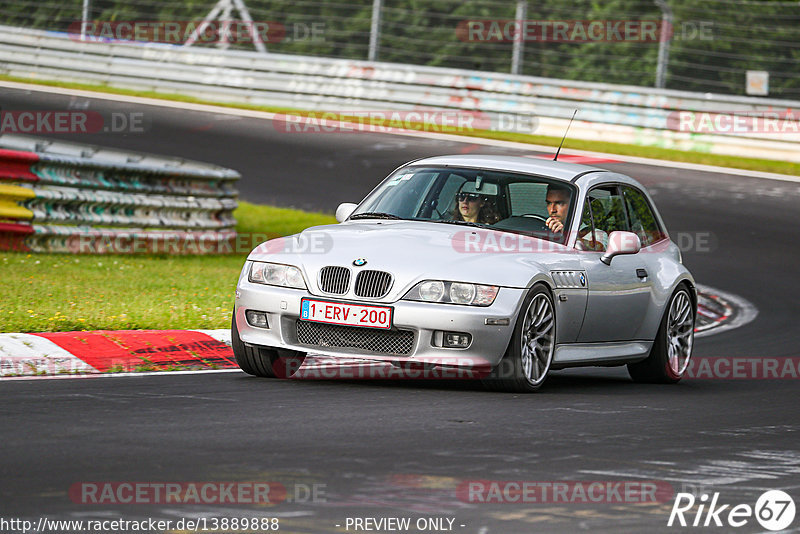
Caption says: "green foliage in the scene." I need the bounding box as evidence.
[9,0,799,97]
[667,0,800,96]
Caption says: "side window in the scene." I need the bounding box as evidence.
[578,186,629,251]
[575,189,609,252]
[622,187,664,247]
[580,200,593,231]
[586,186,628,235]
[577,200,602,251]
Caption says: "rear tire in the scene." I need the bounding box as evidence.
[231,315,306,378]
[628,284,695,384]
[482,284,556,393]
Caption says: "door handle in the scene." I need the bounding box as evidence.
[636,268,648,279]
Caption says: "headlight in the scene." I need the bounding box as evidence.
[249,262,307,289]
[449,282,476,304]
[403,280,499,306]
[419,280,445,301]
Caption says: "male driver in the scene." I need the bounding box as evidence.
[545,184,571,234]
[545,184,608,250]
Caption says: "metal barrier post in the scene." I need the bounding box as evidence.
[511,0,527,75]
[368,0,383,61]
[655,0,673,88]
[81,0,90,41]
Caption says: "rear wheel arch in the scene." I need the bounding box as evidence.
[628,282,696,384]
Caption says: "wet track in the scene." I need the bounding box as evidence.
[1,86,800,533]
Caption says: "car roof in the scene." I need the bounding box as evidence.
[405,155,604,182]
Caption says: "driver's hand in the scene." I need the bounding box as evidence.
[545,217,564,233]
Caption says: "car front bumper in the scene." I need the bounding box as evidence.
[234,275,526,369]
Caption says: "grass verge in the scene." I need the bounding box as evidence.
[0,202,336,333]
[3,74,798,177]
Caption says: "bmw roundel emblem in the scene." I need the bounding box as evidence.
[353,258,367,267]
[579,273,586,286]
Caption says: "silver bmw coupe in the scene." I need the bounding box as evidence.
[232,155,697,392]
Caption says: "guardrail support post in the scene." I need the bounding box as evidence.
[80,0,90,41]
[511,0,527,75]
[655,0,672,88]
[368,0,383,61]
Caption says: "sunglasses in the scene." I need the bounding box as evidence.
[457,192,481,202]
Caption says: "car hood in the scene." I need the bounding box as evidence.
[247,221,579,300]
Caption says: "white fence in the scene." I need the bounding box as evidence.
[1,25,799,163]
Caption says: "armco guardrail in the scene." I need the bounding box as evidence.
[0,134,239,254]
[0,25,799,163]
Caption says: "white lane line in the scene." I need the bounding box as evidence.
[0,368,244,381]
[2,79,798,183]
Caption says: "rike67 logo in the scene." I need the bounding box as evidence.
[668,490,795,530]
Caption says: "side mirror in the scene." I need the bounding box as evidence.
[600,231,641,265]
[335,202,358,223]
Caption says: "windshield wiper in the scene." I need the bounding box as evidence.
[349,212,405,220]
[430,219,487,229]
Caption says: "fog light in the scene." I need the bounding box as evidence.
[444,332,471,348]
[245,310,269,328]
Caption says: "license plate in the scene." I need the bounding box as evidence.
[300,298,392,329]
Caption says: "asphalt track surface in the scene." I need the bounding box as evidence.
[2,87,800,533]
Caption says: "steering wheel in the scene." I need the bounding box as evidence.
[520,214,548,221]
[520,213,559,234]
[425,199,445,220]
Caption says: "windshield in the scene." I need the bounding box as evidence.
[350,166,578,244]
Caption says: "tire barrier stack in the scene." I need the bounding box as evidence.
[1,25,799,163]
[0,134,239,254]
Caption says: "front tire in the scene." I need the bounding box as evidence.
[482,284,556,392]
[231,315,306,378]
[628,284,695,384]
